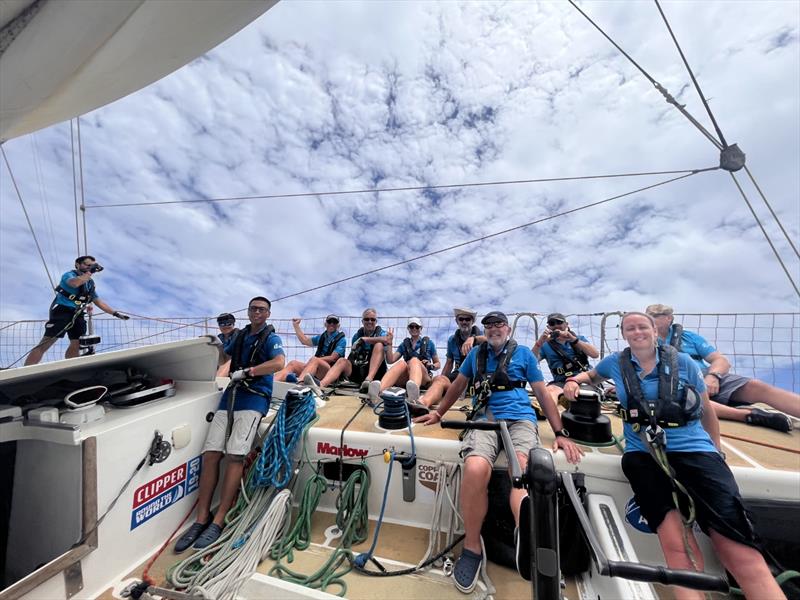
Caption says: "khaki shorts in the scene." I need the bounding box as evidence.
[202,409,261,456]
[461,418,539,465]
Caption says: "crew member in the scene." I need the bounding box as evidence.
[565,312,785,600]
[415,311,582,592]
[369,317,441,409]
[276,315,346,383]
[314,308,389,391]
[175,296,284,552]
[215,312,238,374]
[532,312,599,408]
[646,304,796,432]
[24,256,129,366]
[418,308,485,408]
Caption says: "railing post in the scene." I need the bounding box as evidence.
[599,311,624,359]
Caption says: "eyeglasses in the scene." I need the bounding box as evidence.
[547,319,565,326]
[362,317,376,322]
[484,321,506,329]
[326,319,339,325]
[408,324,421,330]
[248,306,269,313]
[457,316,473,323]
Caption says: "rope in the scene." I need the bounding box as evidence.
[85,167,708,209]
[743,165,800,260]
[269,470,327,562]
[141,499,198,586]
[729,172,800,298]
[653,0,729,148]
[567,0,723,150]
[1,145,55,289]
[71,119,81,255]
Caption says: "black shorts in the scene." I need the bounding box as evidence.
[347,357,387,385]
[621,451,758,548]
[44,304,86,340]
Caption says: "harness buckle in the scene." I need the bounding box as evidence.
[645,424,665,448]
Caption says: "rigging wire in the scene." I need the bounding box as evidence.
[31,133,62,269]
[98,166,715,351]
[84,167,708,209]
[653,0,728,149]
[77,116,88,254]
[71,119,81,255]
[1,145,55,289]
[742,165,800,261]
[728,172,799,298]
[567,0,723,151]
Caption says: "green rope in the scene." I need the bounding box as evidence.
[270,471,327,562]
[574,433,625,452]
[268,466,371,596]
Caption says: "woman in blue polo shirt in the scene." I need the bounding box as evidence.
[563,312,784,600]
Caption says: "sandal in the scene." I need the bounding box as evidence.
[453,546,482,593]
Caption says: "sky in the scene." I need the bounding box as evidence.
[1,2,798,333]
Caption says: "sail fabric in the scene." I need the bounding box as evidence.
[0,0,275,141]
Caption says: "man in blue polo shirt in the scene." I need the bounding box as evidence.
[276,314,347,383]
[415,311,582,592]
[175,296,284,552]
[533,312,599,407]
[646,304,796,432]
[25,255,129,365]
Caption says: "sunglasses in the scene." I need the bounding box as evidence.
[248,306,269,313]
[547,319,565,326]
[457,316,473,322]
[408,324,421,330]
[326,319,339,325]
[362,317,377,322]
[217,320,235,327]
[484,321,506,329]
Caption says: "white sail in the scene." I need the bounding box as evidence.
[0,0,276,141]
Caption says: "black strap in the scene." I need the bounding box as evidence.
[618,346,680,426]
[668,324,684,352]
[546,335,589,374]
[452,325,480,364]
[401,336,431,361]
[315,331,345,357]
[229,324,275,374]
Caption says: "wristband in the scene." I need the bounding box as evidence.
[565,377,581,385]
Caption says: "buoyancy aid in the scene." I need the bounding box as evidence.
[401,336,432,362]
[546,334,589,377]
[229,324,276,379]
[315,331,345,358]
[347,326,384,366]
[665,323,705,363]
[617,345,703,429]
[54,271,96,307]
[452,325,481,368]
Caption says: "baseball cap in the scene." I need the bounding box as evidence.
[547,312,567,322]
[325,314,340,323]
[216,312,235,326]
[481,311,508,325]
[408,317,423,327]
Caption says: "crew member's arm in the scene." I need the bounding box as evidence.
[702,350,731,397]
[562,369,605,400]
[700,393,721,451]
[383,328,403,363]
[459,334,486,357]
[441,357,454,378]
[531,380,583,463]
[320,334,346,365]
[569,332,599,359]
[66,272,92,287]
[292,318,313,347]
[414,373,468,425]
[248,354,286,377]
[93,299,129,319]
[428,352,441,372]
[532,329,551,360]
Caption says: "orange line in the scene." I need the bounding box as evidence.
[720,432,800,455]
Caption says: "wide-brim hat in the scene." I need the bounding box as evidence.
[453,307,477,319]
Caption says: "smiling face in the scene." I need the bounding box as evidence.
[247,300,270,328]
[483,320,510,349]
[456,314,474,334]
[325,318,340,333]
[361,309,378,335]
[621,313,657,352]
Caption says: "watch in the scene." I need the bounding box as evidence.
[554,429,569,438]
[707,372,723,381]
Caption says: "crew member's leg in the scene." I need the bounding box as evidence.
[300,357,332,381]
[365,342,385,381]
[380,360,409,391]
[64,310,87,359]
[461,455,491,554]
[64,339,81,359]
[419,374,450,408]
[24,337,58,366]
[729,379,799,418]
[655,512,706,600]
[545,382,566,409]
[319,357,352,387]
[275,360,305,382]
[711,532,786,600]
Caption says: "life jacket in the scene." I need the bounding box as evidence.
[54,271,96,307]
[347,326,384,366]
[664,323,705,363]
[475,340,527,392]
[314,331,346,358]
[452,325,481,368]
[546,334,589,378]
[229,324,276,379]
[617,345,702,429]
[401,336,432,362]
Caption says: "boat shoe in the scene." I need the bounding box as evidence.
[193,523,223,549]
[515,496,532,580]
[174,519,212,553]
[453,545,483,594]
[745,407,792,432]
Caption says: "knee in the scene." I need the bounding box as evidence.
[463,457,491,484]
[372,342,384,352]
[203,450,222,464]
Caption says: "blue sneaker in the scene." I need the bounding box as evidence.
[174,520,210,553]
[193,523,223,549]
[286,373,298,383]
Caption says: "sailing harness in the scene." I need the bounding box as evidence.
[400,336,434,372]
[666,323,705,364]
[54,272,96,308]
[617,345,704,567]
[546,334,590,379]
[225,324,275,445]
[314,331,346,358]
[463,340,526,425]
[348,326,384,366]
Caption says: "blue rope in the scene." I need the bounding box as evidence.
[253,392,317,489]
[354,450,394,568]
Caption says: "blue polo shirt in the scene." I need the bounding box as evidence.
[595,349,715,454]
[397,337,437,362]
[538,335,591,381]
[220,325,284,414]
[459,342,542,423]
[447,328,484,367]
[311,330,347,357]
[352,326,385,351]
[659,325,716,371]
[53,270,98,309]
